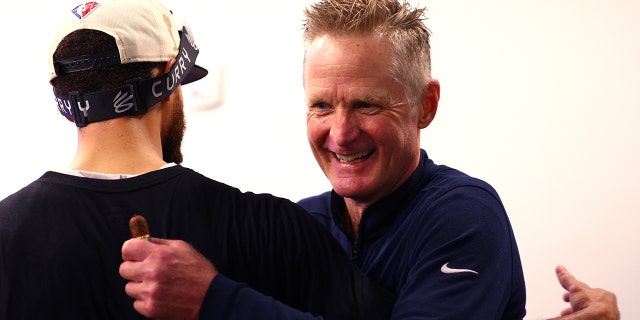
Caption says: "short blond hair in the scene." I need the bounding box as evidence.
[303,0,432,103]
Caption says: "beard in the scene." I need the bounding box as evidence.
[161,100,186,164]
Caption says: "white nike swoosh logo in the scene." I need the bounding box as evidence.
[441,262,478,275]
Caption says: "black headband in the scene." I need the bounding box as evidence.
[53,26,207,127]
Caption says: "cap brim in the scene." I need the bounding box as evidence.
[182,65,208,85]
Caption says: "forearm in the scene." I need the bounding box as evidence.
[199,274,323,320]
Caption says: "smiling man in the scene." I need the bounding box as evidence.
[97,1,618,319]
[297,0,527,318]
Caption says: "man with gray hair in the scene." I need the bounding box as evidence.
[299,0,525,318]
[118,0,620,319]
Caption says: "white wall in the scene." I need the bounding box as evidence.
[2,1,638,319]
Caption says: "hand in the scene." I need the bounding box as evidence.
[119,238,217,320]
[549,265,620,320]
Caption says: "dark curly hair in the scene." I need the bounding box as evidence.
[51,29,164,95]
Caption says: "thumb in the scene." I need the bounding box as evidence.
[556,265,591,295]
[121,238,158,261]
[556,265,578,292]
[146,237,171,245]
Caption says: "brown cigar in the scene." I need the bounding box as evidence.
[129,214,151,241]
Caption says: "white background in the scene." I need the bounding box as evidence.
[2,1,638,319]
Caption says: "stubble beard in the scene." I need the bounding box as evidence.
[161,102,186,164]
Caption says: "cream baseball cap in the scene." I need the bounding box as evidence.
[48,0,207,84]
[49,0,208,127]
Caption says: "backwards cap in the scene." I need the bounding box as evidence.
[49,0,208,127]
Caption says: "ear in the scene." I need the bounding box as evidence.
[418,78,439,129]
[162,59,177,102]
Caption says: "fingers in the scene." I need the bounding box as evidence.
[123,279,142,299]
[119,237,214,320]
[559,307,573,316]
[144,237,171,245]
[120,237,172,319]
[555,265,573,291]
[122,238,153,261]
[127,282,156,319]
[556,264,567,275]
[553,265,621,320]
[121,237,178,259]
[556,265,589,293]
[120,238,167,282]
[132,299,149,318]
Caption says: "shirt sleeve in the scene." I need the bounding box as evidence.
[391,185,526,319]
[198,274,323,320]
[196,191,396,320]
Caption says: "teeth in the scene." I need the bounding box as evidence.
[335,150,372,162]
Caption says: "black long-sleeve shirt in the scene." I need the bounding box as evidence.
[0,165,394,320]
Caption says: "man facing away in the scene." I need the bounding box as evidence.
[0,1,395,319]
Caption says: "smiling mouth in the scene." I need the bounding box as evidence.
[334,150,375,163]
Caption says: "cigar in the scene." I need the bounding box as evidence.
[129,214,151,241]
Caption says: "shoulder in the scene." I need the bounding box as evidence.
[0,172,61,209]
[297,191,333,223]
[421,164,504,211]
[297,191,332,213]
[427,164,500,197]
[409,165,512,233]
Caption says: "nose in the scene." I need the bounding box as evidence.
[329,108,359,146]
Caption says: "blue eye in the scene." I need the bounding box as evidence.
[354,101,382,114]
[309,102,333,116]
[355,102,374,108]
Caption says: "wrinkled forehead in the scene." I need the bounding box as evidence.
[303,33,395,83]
